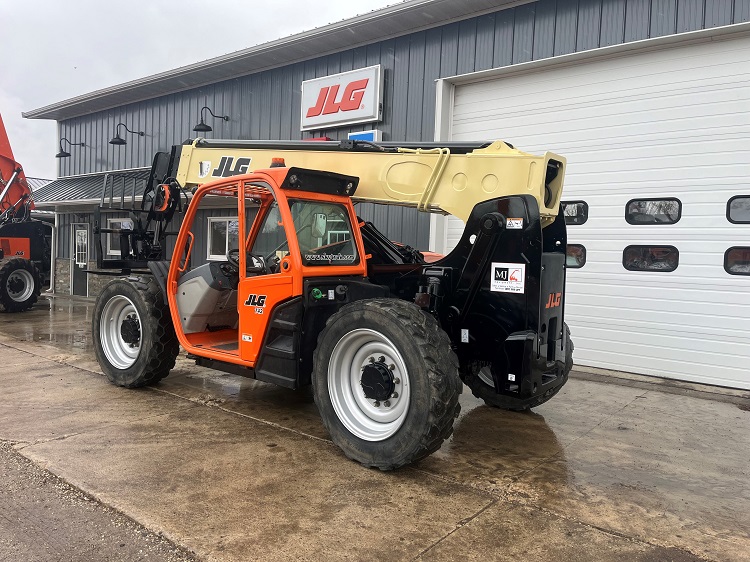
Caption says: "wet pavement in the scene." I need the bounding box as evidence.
[0,296,749,561]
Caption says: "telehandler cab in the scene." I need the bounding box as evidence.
[92,139,573,469]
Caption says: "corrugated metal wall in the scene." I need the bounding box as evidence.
[56,0,750,248]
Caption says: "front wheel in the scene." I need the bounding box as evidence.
[93,277,179,387]
[0,258,42,312]
[312,298,462,470]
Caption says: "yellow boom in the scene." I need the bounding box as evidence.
[174,139,566,227]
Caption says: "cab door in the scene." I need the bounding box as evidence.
[237,199,295,364]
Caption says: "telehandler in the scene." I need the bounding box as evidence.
[0,113,51,312]
[92,138,572,469]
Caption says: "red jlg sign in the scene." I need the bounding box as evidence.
[300,65,382,131]
[306,79,369,118]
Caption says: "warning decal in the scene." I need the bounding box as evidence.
[490,262,526,293]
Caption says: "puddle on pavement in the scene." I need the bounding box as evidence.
[0,298,95,354]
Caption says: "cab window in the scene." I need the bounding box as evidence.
[250,202,289,262]
[290,200,358,266]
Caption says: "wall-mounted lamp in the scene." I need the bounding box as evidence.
[55,137,85,158]
[109,122,145,146]
[193,106,230,133]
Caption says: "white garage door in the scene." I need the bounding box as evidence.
[448,32,750,389]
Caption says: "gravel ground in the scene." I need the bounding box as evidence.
[0,440,199,562]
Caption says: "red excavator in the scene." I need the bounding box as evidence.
[0,113,51,311]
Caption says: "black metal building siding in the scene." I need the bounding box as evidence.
[55,0,750,248]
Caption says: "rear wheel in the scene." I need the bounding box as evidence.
[461,323,573,411]
[312,298,462,470]
[93,277,179,387]
[0,258,42,312]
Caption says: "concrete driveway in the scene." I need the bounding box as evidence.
[0,296,748,562]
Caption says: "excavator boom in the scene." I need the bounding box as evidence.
[172,139,566,227]
[0,113,34,220]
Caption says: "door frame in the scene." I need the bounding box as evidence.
[70,222,89,297]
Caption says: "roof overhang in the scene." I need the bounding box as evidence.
[23,0,522,121]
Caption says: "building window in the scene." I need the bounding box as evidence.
[623,245,679,272]
[566,244,586,268]
[625,198,681,225]
[208,217,239,260]
[727,196,750,224]
[725,247,750,275]
[107,218,134,256]
[562,201,588,225]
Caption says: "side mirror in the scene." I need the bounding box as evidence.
[311,213,327,238]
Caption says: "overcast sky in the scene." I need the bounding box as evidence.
[1,0,399,179]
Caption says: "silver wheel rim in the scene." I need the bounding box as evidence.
[99,295,141,369]
[478,366,495,388]
[6,269,35,303]
[328,328,410,442]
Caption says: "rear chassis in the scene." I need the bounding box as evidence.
[367,194,569,409]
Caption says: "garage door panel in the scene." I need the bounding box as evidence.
[450,33,750,389]
[576,348,746,388]
[567,306,750,339]
[573,324,749,360]
[455,84,750,127]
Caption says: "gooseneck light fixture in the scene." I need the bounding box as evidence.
[109,122,145,146]
[193,106,230,133]
[55,137,85,158]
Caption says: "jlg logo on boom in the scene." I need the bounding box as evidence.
[306,79,369,118]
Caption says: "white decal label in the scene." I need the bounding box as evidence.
[508,374,516,382]
[327,289,335,300]
[507,218,524,229]
[461,329,469,343]
[490,262,526,293]
[242,334,253,343]
[198,161,212,178]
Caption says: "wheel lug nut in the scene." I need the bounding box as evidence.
[384,400,391,407]
[391,392,398,398]
[389,364,395,370]
[368,357,375,363]
[374,401,380,407]
[378,356,385,363]
[393,378,400,384]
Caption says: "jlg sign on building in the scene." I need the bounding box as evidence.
[300,65,383,131]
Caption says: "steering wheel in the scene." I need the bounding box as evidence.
[226,248,268,274]
[265,253,282,274]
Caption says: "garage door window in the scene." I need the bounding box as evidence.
[725,247,750,275]
[566,244,586,268]
[625,198,681,225]
[623,245,679,272]
[562,201,588,225]
[727,196,750,224]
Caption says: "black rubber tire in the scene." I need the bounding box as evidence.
[0,258,42,312]
[461,323,574,411]
[92,277,179,388]
[312,298,462,470]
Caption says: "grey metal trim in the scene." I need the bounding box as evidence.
[439,21,750,85]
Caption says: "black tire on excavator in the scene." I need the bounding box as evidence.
[461,323,574,411]
[0,258,42,312]
[92,277,179,388]
[312,298,463,470]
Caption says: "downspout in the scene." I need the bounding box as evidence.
[49,209,58,293]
